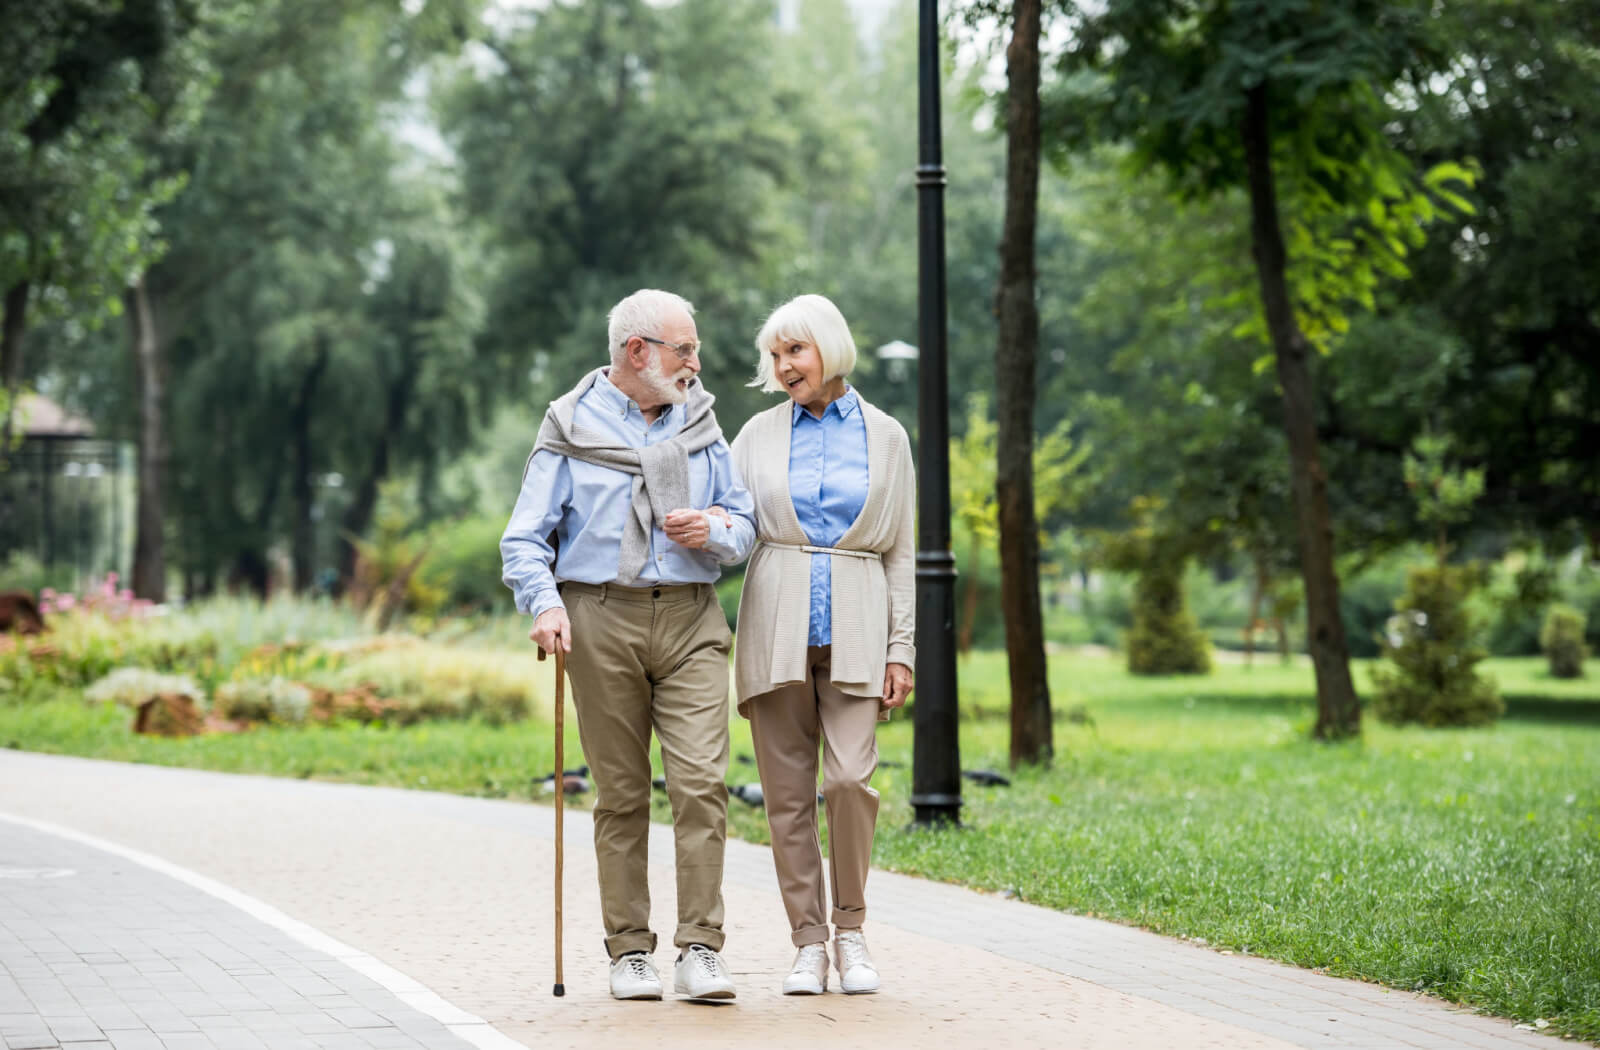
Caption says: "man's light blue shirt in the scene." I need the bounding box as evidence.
[500,371,757,619]
[789,389,870,646]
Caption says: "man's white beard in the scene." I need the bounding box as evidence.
[642,356,692,405]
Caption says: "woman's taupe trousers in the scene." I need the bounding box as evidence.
[561,581,732,961]
[747,644,881,947]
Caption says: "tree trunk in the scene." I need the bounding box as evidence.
[995,0,1052,768]
[1241,84,1360,738]
[337,454,385,595]
[127,276,167,603]
[1,279,30,448]
[336,369,414,591]
[291,337,330,592]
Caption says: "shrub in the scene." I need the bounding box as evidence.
[1338,548,1420,658]
[1478,555,1561,656]
[0,551,74,596]
[1539,604,1588,679]
[420,514,512,611]
[1371,565,1502,727]
[1126,557,1211,675]
[320,640,538,725]
[84,667,207,710]
[0,610,221,689]
[214,677,314,724]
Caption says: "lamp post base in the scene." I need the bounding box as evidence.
[910,794,962,827]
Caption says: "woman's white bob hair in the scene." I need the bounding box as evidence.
[750,294,858,394]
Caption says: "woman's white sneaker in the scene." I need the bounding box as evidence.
[782,942,829,995]
[673,944,737,1000]
[833,929,879,994]
[609,952,662,1000]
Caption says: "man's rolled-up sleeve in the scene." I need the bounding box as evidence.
[500,448,571,618]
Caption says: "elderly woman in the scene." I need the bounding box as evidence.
[730,294,916,996]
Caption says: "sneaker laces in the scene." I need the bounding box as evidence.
[836,930,871,971]
[617,954,654,981]
[686,944,724,979]
[792,943,826,972]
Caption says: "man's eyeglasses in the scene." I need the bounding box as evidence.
[639,335,700,360]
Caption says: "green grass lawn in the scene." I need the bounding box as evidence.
[4,651,1597,1039]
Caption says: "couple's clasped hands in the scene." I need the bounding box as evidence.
[529,506,732,653]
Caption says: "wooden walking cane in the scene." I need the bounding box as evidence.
[538,645,566,997]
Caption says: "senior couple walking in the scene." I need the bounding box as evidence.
[500,288,916,1001]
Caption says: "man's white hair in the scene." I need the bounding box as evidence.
[751,294,858,394]
[607,289,696,368]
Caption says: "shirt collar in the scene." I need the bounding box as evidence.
[596,368,674,423]
[791,387,858,425]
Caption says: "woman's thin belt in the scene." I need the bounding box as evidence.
[761,540,881,561]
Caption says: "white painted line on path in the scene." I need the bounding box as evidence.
[0,810,531,1050]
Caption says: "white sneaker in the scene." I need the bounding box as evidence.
[609,952,662,1000]
[782,942,829,995]
[833,929,879,994]
[673,943,736,1000]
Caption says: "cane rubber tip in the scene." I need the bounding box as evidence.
[553,983,565,997]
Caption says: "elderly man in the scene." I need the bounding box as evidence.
[501,288,756,1002]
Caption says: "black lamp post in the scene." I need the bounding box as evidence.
[911,0,962,827]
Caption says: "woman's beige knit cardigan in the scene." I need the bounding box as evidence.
[730,395,916,716]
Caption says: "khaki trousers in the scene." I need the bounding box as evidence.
[746,645,881,947]
[561,581,732,960]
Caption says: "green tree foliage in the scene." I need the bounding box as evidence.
[22,0,482,596]
[950,394,1087,653]
[1402,430,1484,565]
[0,0,207,438]
[441,0,829,426]
[162,63,483,593]
[1540,604,1588,680]
[1047,157,1297,578]
[1028,0,1475,738]
[1384,0,1600,555]
[1371,564,1502,727]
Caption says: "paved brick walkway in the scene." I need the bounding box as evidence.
[0,751,1561,1050]
[0,824,486,1050]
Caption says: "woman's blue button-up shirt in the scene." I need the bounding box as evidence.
[788,389,870,646]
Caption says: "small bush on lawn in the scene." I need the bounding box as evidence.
[0,551,75,595]
[322,641,540,725]
[0,609,221,689]
[1372,564,1502,727]
[84,668,207,709]
[1540,604,1588,679]
[417,514,512,612]
[1338,547,1421,658]
[1126,557,1211,676]
[214,677,313,724]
